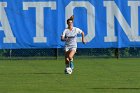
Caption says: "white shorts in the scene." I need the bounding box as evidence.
[65,47,77,52]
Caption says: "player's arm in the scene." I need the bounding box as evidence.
[77,28,86,44]
[61,30,68,41]
[61,36,67,41]
[81,32,86,44]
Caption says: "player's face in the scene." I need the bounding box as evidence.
[68,20,73,27]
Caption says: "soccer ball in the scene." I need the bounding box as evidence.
[65,67,72,74]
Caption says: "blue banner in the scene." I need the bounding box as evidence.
[0,0,140,49]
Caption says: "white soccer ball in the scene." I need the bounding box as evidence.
[65,67,72,74]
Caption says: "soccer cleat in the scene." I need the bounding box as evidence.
[70,61,74,70]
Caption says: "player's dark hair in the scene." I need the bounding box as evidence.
[67,19,73,24]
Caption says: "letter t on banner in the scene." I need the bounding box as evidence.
[23,2,56,43]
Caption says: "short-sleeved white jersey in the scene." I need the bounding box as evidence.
[61,27,82,48]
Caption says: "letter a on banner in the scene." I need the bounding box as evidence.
[0,2,16,43]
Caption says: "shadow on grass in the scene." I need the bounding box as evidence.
[21,72,64,75]
[89,87,140,90]
[0,72,64,75]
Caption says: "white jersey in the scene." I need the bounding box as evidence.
[62,27,82,48]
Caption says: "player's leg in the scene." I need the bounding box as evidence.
[68,49,76,69]
[64,51,68,74]
[65,51,70,67]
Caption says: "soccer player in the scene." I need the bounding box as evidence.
[61,15,86,72]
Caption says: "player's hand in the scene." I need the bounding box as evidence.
[82,39,86,44]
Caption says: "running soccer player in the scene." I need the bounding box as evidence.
[61,15,86,72]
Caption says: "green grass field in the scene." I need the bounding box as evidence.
[0,58,140,93]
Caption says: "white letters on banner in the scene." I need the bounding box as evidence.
[23,2,56,43]
[104,1,140,42]
[0,2,16,43]
[0,1,139,44]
